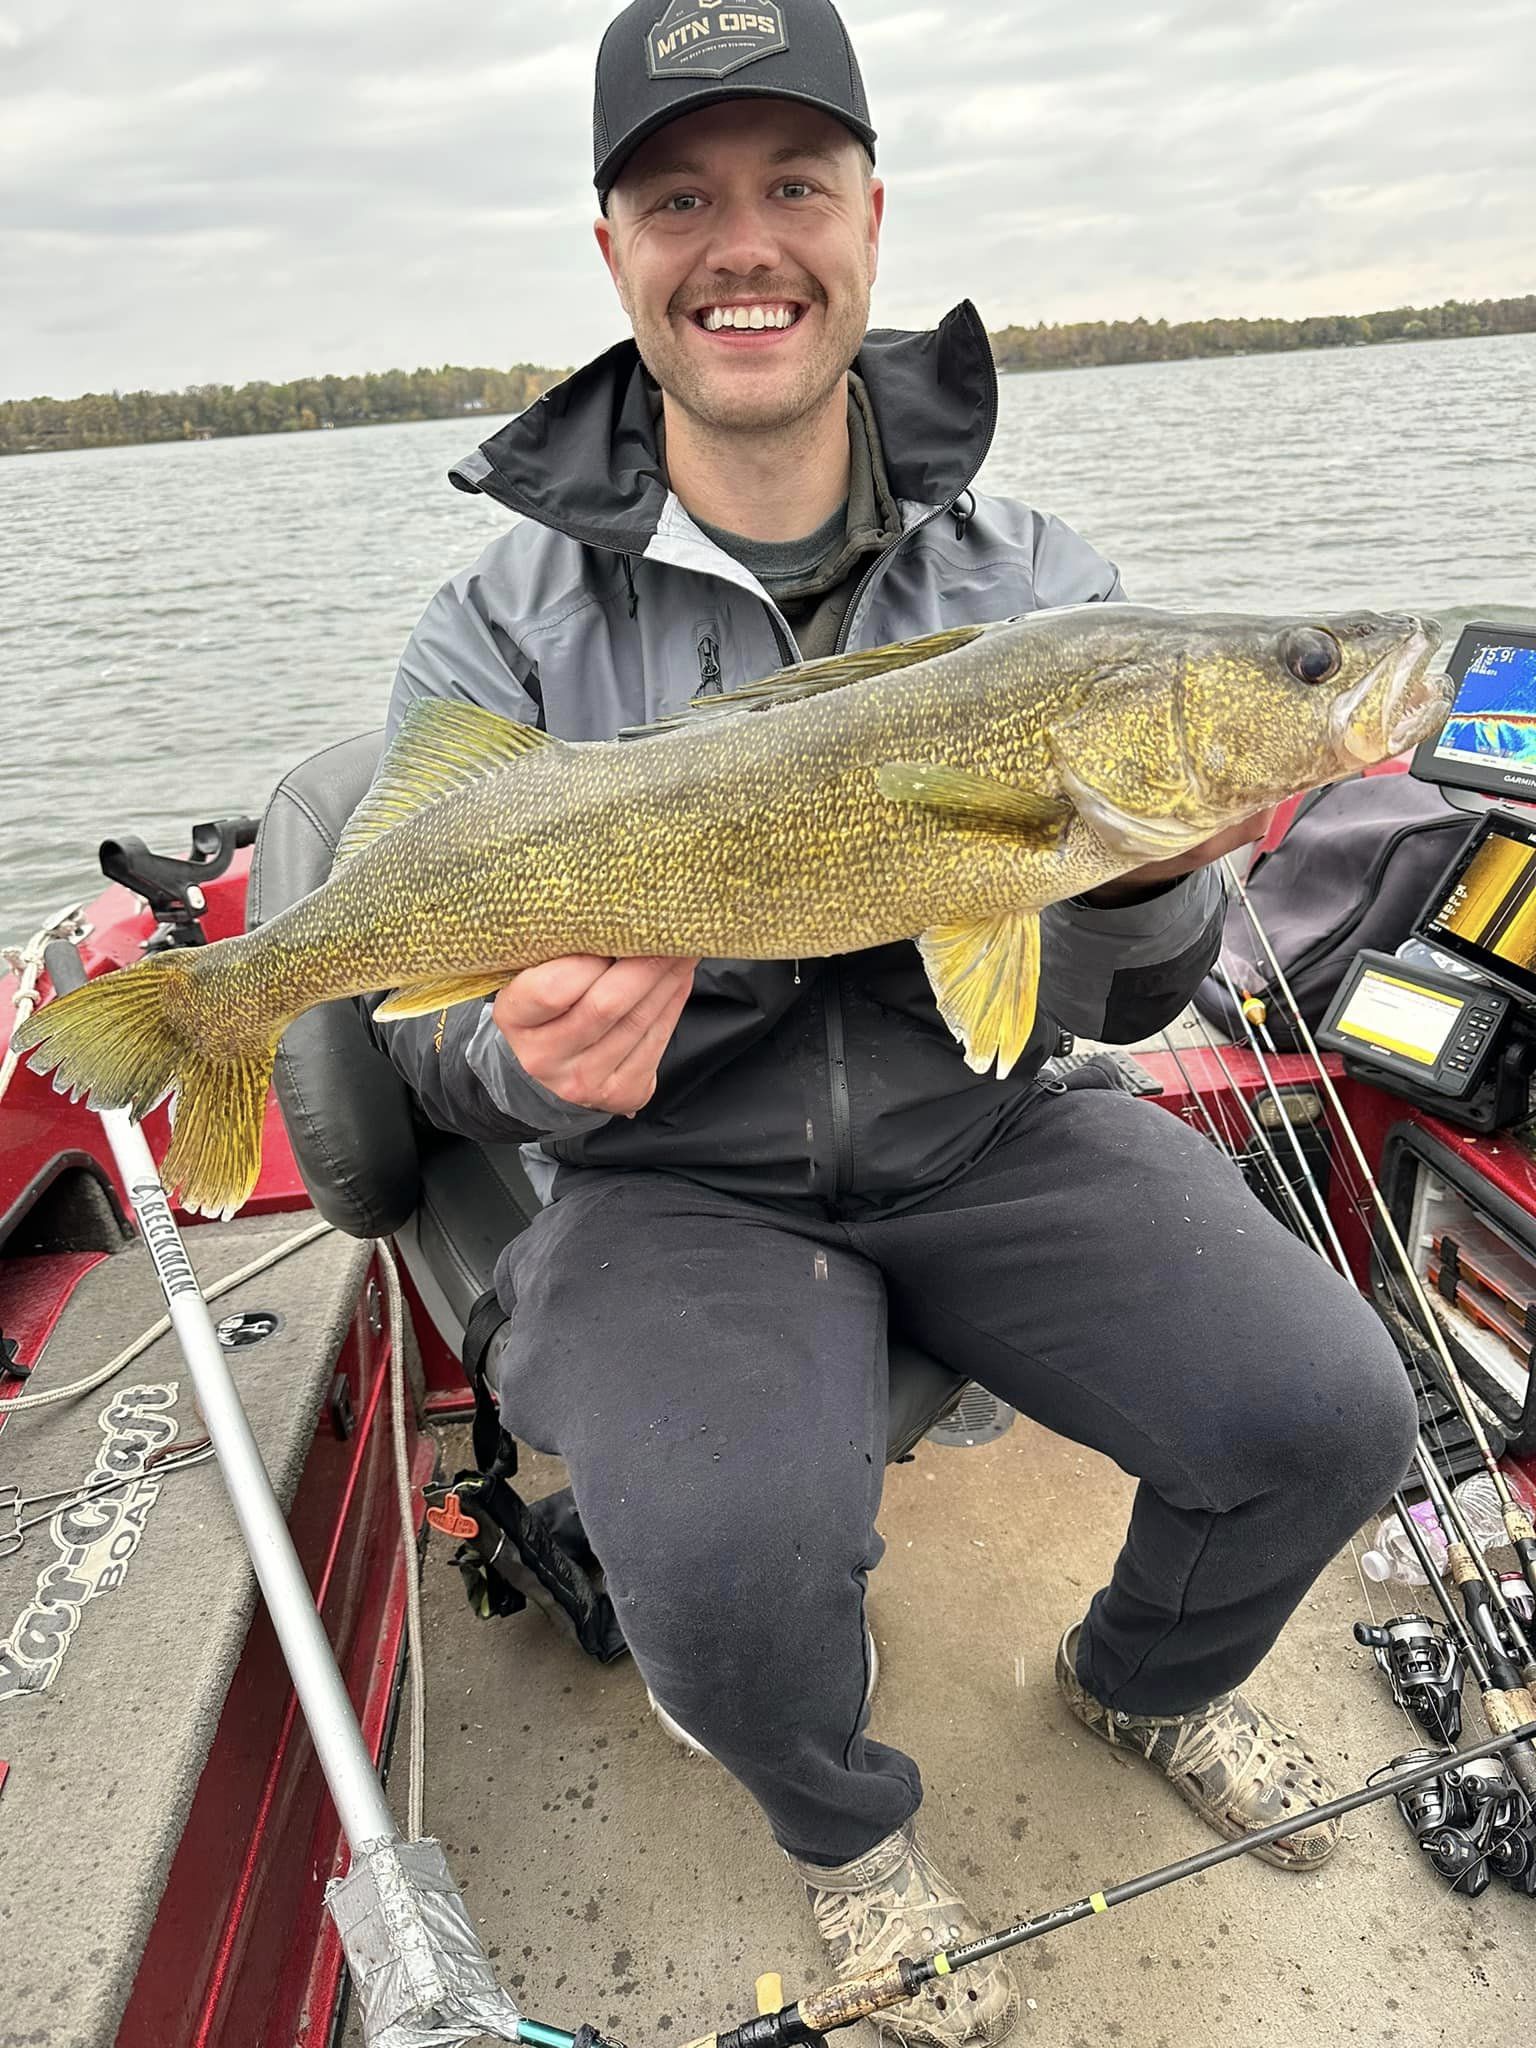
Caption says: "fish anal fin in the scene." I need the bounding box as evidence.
[877,763,1071,846]
[918,910,1041,1078]
[335,699,560,866]
[374,971,510,1021]
[619,625,985,740]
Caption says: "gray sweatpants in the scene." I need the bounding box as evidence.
[492,1086,1416,1866]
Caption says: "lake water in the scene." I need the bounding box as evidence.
[2,331,1533,945]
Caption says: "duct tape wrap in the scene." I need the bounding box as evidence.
[327,1836,525,2048]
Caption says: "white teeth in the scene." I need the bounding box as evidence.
[701,305,797,332]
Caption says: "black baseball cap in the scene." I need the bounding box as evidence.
[594,0,876,204]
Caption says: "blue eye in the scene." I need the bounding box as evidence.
[661,193,701,213]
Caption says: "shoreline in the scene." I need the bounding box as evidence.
[5,297,1531,460]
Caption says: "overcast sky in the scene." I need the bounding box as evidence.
[1,0,1531,401]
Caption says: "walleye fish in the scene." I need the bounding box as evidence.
[13,604,1451,1218]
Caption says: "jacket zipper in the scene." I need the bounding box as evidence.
[813,435,995,1195]
[821,960,854,1202]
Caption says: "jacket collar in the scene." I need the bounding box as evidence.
[448,300,998,556]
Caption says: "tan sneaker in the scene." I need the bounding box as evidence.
[788,1821,1020,2048]
[1054,1623,1340,1870]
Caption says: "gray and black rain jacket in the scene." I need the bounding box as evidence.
[373,301,1224,1213]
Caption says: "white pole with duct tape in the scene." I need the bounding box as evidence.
[39,938,525,2048]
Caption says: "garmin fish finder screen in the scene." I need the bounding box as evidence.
[1433,640,1536,770]
[1333,968,1463,1067]
[1423,822,1536,987]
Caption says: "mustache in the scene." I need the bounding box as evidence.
[672,281,824,315]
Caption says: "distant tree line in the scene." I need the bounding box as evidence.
[989,294,1536,373]
[3,294,1533,455]
[0,362,566,458]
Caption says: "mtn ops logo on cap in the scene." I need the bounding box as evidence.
[647,0,788,80]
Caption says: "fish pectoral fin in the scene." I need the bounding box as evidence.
[374,971,510,1021]
[618,626,985,740]
[917,910,1041,1078]
[876,763,1071,845]
[334,699,562,866]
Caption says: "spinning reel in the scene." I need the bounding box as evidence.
[1384,1747,1536,1898]
[1354,1614,1465,1744]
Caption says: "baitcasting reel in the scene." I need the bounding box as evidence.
[1354,1614,1465,1744]
[1384,1747,1536,1898]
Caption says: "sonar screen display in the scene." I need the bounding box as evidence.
[1332,968,1463,1067]
[1433,640,1536,771]
[1424,825,1536,983]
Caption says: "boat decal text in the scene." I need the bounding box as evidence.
[0,1384,180,1699]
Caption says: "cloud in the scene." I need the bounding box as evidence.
[0,0,1531,398]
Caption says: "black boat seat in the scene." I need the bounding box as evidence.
[249,731,967,1462]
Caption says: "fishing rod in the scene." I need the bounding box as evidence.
[1220,855,1536,1615]
[674,1727,1536,2048]
[1375,1475,1536,1807]
[1161,897,1536,1815]
[1411,1441,1536,1684]
[1192,958,1536,1683]
[1221,953,1533,1650]
[1212,959,1349,1264]
[1184,1004,1334,1253]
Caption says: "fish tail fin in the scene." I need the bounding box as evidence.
[11,952,281,1219]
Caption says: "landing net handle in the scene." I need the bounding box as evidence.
[40,938,397,1850]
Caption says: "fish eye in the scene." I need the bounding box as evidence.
[1281,628,1342,686]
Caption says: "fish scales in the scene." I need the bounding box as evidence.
[268,626,1112,997]
[11,604,1455,1216]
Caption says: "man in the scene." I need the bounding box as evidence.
[374,5,1418,2042]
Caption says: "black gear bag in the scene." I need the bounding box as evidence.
[1193,774,1477,1049]
[423,1288,629,1663]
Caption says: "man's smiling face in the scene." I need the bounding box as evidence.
[596,100,884,438]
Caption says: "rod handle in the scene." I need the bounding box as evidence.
[801,1961,915,2031]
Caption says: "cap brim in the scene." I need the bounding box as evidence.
[596,87,876,198]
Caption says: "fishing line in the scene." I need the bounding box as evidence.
[1184,998,1444,1775]
[1157,1031,1238,1154]
[1183,1006,1328,1248]
[1213,959,1351,1266]
[1173,886,1536,1846]
[1220,855,1536,1611]
[1214,858,1536,1836]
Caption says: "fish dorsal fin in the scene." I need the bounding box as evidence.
[618,625,986,740]
[335,698,561,865]
[918,910,1042,1079]
[875,763,1072,845]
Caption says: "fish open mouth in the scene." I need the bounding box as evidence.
[1331,618,1452,764]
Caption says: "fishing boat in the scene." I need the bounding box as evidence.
[5,719,1536,2048]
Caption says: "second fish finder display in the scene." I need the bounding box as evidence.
[1422,818,1536,1000]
